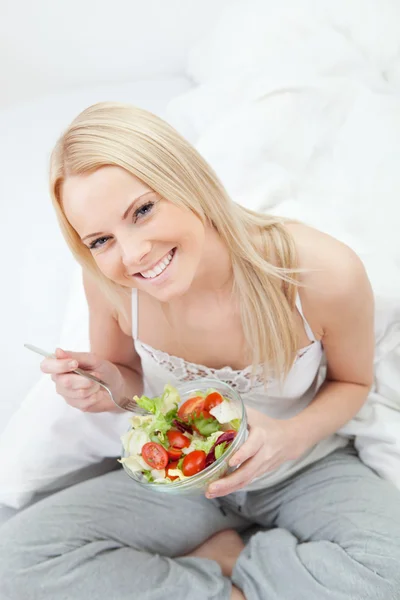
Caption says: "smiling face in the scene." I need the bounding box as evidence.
[62,166,207,301]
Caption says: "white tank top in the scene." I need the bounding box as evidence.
[131,290,347,490]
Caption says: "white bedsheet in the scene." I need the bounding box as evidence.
[167,0,400,488]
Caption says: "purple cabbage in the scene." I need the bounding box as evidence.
[205,431,236,467]
[172,419,193,435]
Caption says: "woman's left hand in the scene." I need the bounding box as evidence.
[206,406,307,498]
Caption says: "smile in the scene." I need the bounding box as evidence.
[135,248,176,280]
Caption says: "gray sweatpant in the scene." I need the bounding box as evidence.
[1,445,400,600]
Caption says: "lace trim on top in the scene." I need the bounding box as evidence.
[136,339,315,394]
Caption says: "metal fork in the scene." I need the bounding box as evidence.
[24,343,149,415]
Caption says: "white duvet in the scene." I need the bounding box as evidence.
[167,0,400,488]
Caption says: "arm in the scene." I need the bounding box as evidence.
[83,271,144,408]
[287,244,374,453]
[207,230,375,498]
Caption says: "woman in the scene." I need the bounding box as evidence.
[1,102,400,600]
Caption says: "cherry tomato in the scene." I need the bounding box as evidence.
[182,450,207,476]
[166,461,179,481]
[167,447,182,461]
[178,396,205,421]
[141,442,168,470]
[204,391,224,411]
[167,430,190,449]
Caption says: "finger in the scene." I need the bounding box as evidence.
[57,386,101,401]
[64,397,95,411]
[207,453,263,498]
[66,392,110,413]
[207,453,283,498]
[41,357,78,374]
[262,457,282,473]
[54,373,95,391]
[228,429,263,468]
[57,374,94,390]
[56,348,99,371]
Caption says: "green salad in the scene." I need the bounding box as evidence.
[120,384,242,483]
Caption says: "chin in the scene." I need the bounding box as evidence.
[145,274,195,303]
[147,284,189,303]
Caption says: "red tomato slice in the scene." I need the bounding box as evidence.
[167,430,190,449]
[178,396,205,421]
[141,442,168,470]
[167,447,182,461]
[182,450,207,477]
[166,461,179,481]
[204,391,224,411]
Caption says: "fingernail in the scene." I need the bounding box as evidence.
[207,493,216,499]
[69,361,78,369]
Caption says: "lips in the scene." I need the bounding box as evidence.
[135,248,176,280]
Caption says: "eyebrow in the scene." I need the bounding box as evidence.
[81,191,155,242]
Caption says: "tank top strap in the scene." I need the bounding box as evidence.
[295,293,317,343]
[131,288,138,339]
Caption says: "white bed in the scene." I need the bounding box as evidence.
[1,0,400,524]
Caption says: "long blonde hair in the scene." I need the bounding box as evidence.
[50,102,299,379]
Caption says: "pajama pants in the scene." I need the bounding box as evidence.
[1,445,400,600]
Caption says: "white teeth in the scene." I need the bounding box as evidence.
[140,251,174,279]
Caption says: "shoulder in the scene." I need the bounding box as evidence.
[83,270,133,336]
[285,222,373,334]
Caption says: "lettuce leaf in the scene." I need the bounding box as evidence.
[160,384,180,415]
[134,384,180,416]
[190,413,221,436]
[121,429,150,455]
[214,441,228,460]
[142,470,154,483]
[134,394,163,415]
[229,418,241,432]
[182,431,224,455]
[133,385,179,437]
[119,454,149,472]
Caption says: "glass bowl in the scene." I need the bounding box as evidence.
[121,378,248,495]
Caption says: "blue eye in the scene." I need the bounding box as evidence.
[89,236,110,250]
[134,202,154,221]
[87,201,154,251]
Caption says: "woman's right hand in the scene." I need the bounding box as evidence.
[40,347,125,413]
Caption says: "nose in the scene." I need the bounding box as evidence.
[119,233,152,272]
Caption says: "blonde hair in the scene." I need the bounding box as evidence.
[50,102,299,379]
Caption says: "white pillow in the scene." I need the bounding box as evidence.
[0,268,132,509]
